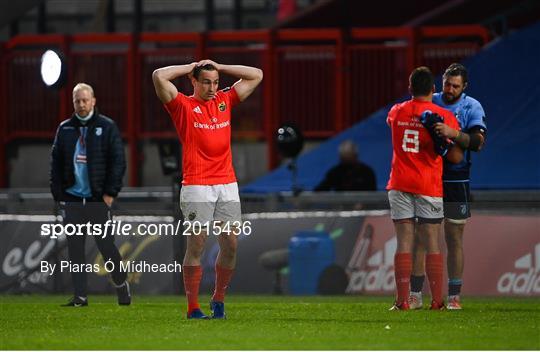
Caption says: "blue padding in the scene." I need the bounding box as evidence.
[243,21,540,192]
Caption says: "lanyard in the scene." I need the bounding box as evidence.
[79,127,87,149]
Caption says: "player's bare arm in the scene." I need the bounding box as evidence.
[152,63,197,104]
[446,143,464,164]
[433,122,459,140]
[433,122,485,151]
[453,128,485,152]
[197,59,263,102]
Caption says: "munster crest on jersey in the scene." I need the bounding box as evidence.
[218,102,226,112]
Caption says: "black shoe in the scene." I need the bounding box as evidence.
[62,296,88,307]
[116,281,131,305]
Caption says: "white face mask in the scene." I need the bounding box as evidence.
[75,109,94,123]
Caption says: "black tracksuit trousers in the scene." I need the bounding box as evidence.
[61,194,126,297]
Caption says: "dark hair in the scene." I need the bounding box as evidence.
[410,66,434,97]
[193,64,217,80]
[443,63,468,84]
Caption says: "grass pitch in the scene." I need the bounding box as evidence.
[1,295,539,350]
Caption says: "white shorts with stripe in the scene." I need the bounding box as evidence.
[388,190,444,220]
[180,182,241,226]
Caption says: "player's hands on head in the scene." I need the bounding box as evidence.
[187,62,198,79]
[196,59,220,70]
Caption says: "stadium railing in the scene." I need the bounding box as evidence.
[0,25,490,187]
[1,188,538,216]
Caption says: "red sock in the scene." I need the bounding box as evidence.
[212,264,234,302]
[426,253,444,305]
[183,265,202,313]
[394,253,412,304]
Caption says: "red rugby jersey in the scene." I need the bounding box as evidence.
[386,99,460,197]
[164,87,240,185]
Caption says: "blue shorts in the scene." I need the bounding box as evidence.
[443,181,471,220]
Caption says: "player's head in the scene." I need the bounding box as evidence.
[442,63,468,104]
[409,66,434,98]
[191,64,219,101]
[339,140,358,164]
[72,83,96,117]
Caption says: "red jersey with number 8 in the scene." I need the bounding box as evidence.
[386,99,459,197]
[164,87,240,185]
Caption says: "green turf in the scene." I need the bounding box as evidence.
[1,295,539,350]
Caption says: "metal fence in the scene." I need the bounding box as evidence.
[0,26,490,187]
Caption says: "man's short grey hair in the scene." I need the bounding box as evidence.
[73,83,94,97]
[339,140,358,157]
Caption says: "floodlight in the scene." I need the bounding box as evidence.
[40,50,66,88]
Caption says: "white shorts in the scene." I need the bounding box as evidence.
[388,190,443,221]
[180,182,241,226]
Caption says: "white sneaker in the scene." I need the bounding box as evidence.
[408,292,423,310]
[447,295,462,310]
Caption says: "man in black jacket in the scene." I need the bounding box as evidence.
[50,83,130,307]
[315,140,377,192]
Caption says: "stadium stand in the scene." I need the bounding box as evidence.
[243,20,540,192]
